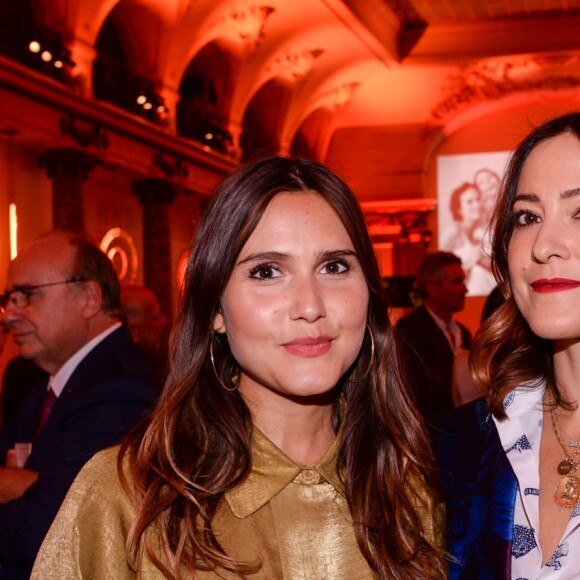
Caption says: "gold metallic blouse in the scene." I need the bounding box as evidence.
[32,429,440,579]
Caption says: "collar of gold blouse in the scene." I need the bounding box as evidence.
[224,427,344,518]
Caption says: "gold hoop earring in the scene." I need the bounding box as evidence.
[209,333,239,392]
[350,324,375,383]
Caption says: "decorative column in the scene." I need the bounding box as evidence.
[132,178,177,322]
[38,148,95,231]
[66,39,97,97]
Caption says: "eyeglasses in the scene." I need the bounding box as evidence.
[0,277,86,313]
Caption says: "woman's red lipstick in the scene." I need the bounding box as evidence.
[531,278,580,293]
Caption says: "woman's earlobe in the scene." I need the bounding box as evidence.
[213,311,226,333]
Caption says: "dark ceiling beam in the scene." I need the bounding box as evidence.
[401,12,580,63]
[331,0,402,63]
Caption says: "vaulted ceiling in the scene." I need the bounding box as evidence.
[2,0,580,202]
[339,0,580,127]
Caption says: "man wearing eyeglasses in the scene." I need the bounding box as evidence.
[0,230,154,579]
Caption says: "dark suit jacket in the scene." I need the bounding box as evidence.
[396,305,472,439]
[0,326,155,579]
[436,398,516,579]
[1,357,48,427]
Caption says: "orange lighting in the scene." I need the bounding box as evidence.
[108,246,129,280]
[41,50,52,62]
[372,242,393,278]
[28,41,41,53]
[9,203,17,259]
[100,227,138,283]
[176,250,189,292]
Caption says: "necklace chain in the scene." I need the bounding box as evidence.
[550,406,574,460]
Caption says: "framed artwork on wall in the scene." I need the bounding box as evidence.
[437,151,510,297]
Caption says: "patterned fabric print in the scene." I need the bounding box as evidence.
[504,391,516,411]
[513,524,537,558]
[545,543,569,571]
[495,386,580,578]
[506,435,533,455]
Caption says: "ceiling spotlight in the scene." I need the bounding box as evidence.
[205,133,214,140]
[143,102,153,110]
[41,51,52,62]
[28,41,41,53]
[54,60,63,69]
[136,95,147,105]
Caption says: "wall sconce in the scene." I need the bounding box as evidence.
[136,93,167,112]
[27,36,75,71]
[134,89,169,123]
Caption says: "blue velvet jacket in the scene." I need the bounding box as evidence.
[436,397,518,579]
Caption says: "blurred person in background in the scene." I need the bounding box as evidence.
[397,251,471,442]
[0,231,154,579]
[120,284,169,392]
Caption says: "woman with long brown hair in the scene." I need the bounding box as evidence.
[438,112,580,579]
[32,156,445,579]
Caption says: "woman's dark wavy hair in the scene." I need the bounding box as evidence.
[471,112,580,419]
[120,156,445,578]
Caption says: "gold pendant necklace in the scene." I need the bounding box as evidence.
[550,406,580,508]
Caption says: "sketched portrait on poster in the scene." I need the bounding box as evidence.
[437,151,510,296]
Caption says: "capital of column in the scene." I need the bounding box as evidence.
[38,148,96,181]
[38,148,95,232]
